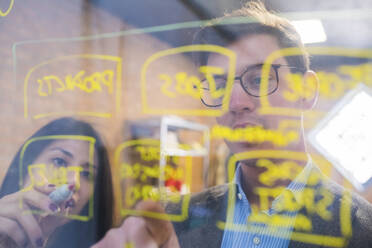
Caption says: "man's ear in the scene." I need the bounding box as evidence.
[301,70,319,110]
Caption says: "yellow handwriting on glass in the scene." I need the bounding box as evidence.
[24,54,122,119]
[141,45,236,116]
[256,159,303,186]
[259,47,372,118]
[37,70,114,96]
[211,125,299,147]
[114,139,192,222]
[0,0,14,17]
[217,150,352,247]
[135,146,160,161]
[121,163,183,182]
[283,63,372,102]
[159,65,224,99]
[19,135,96,222]
[22,163,83,192]
[125,184,181,208]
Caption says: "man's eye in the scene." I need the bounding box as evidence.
[214,78,226,90]
[52,157,67,167]
[249,77,262,88]
[200,78,226,91]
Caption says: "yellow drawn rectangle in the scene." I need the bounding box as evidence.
[23,54,122,119]
[114,139,192,222]
[140,45,236,116]
[19,135,96,221]
[259,47,372,118]
[217,150,352,247]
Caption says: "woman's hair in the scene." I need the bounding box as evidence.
[0,117,113,247]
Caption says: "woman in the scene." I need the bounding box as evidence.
[0,117,113,247]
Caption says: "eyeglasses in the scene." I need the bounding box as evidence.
[198,63,299,108]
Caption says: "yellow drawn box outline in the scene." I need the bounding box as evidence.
[216,150,352,247]
[0,0,14,17]
[23,54,122,119]
[19,135,96,221]
[114,139,191,221]
[259,47,372,118]
[140,45,236,116]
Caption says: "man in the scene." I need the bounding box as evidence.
[93,1,372,247]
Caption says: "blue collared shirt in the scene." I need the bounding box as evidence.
[221,160,313,247]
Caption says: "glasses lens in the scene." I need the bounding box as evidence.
[200,77,226,107]
[241,65,278,96]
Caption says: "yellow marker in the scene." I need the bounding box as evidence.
[114,139,192,222]
[259,47,372,117]
[121,162,184,182]
[22,163,84,191]
[255,187,284,211]
[283,72,317,102]
[0,0,14,17]
[125,184,181,208]
[282,63,372,102]
[24,54,122,119]
[135,146,160,161]
[37,70,114,97]
[21,164,48,192]
[210,125,299,147]
[159,71,204,99]
[257,159,303,186]
[141,45,236,116]
[124,242,134,248]
[217,150,352,247]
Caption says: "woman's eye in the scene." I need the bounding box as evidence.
[52,157,67,167]
[80,170,91,178]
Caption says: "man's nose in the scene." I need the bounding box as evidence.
[228,82,256,113]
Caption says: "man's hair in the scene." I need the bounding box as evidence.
[193,0,310,73]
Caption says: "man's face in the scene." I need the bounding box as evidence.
[207,34,303,155]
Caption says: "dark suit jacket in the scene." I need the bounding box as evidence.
[167,178,372,247]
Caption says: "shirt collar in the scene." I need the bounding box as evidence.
[234,156,315,210]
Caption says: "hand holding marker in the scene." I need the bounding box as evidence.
[48,184,75,211]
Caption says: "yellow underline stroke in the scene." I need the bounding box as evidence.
[33,112,112,119]
[0,0,14,17]
[217,221,346,247]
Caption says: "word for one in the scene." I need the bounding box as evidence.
[211,125,299,147]
[121,162,184,182]
[37,69,114,96]
[23,163,83,191]
[160,66,224,99]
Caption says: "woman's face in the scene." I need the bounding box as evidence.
[24,139,98,221]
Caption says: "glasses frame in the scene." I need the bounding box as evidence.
[200,63,301,108]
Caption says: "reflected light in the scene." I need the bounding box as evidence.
[291,19,327,44]
[309,84,372,190]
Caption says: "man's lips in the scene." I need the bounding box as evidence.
[233,122,262,129]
